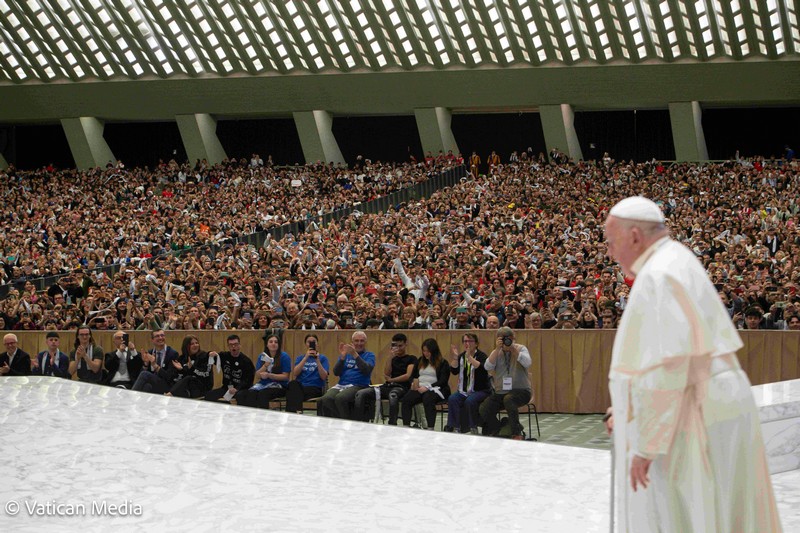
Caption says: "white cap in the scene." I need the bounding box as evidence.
[609,196,665,223]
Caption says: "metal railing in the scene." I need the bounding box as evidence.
[0,165,466,298]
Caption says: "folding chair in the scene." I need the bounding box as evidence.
[518,395,541,441]
[278,379,328,414]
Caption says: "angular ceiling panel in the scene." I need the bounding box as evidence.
[0,0,797,84]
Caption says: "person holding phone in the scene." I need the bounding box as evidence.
[102,330,142,389]
[285,334,330,413]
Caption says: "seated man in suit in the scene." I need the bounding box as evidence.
[0,333,32,376]
[131,329,180,394]
[68,326,104,383]
[103,330,143,389]
[33,331,70,379]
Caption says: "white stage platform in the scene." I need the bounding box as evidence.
[0,377,796,532]
[753,378,800,474]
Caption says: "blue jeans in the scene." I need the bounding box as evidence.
[447,390,490,431]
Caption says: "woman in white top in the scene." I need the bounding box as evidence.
[400,338,451,428]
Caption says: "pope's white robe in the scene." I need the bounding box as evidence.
[609,237,781,532]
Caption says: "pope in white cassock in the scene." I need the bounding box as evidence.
[603,196,781,532]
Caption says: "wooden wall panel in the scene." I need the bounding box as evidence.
[8,330,800,414]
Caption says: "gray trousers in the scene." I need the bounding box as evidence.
[316,385,366,419]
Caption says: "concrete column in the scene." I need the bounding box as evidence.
[60,117,116,170]
[176,113,228,166]
[540,104,583,162]
[0,126,9,170]
[293,110,345,165]
[414,107,459,157]
[669,101,708,161]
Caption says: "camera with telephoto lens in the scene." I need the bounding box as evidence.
[502,336,513,347]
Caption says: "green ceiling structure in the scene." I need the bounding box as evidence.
[2,0,799,82]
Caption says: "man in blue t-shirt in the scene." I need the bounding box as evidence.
[317,330,375,420]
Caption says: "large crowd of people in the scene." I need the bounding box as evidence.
[1,150,799,334]
[0,154,453,282]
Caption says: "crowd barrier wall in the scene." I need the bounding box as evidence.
[0,165,467,298]
[10,329,798,414]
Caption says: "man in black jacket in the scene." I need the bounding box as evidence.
[0,333,31,376]
[445,333,491,434]
[204,334,254,402]
[103,330,143,389]
[131,330,180,394]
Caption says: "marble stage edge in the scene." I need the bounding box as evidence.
[0,377,796,533]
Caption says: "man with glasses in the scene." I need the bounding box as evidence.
[353,333,416,424]
[480,327,532,440]
[317,331,375,419]
[0,333,31,376]
[131,329,179,394]
[445,333,491,434]
[204,334,254,403]
[103,330,142,389]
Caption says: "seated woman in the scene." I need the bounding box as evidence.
[167,335,218,399]
[234,333,290,409]
[445,333,490,434]
[285,334,329,413]
[400,338,451,429]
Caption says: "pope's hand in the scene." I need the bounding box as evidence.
[603,407,614,435]
[630,455,652,492]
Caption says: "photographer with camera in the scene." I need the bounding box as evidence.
[102,330,142,389]
[480,327,532,440]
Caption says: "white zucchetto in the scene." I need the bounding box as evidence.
[609,196,665,223]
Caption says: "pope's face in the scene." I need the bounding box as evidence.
[604,216,639,277]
